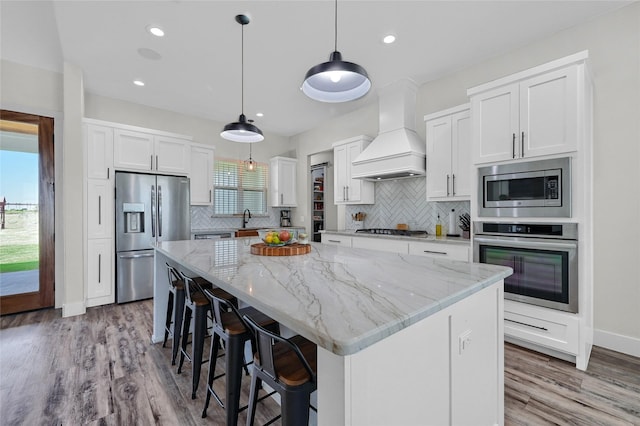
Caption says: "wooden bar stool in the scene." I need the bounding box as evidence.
[243,314,317,426]
[162,263,188,365]
[176,271,237,399]
[201,289,279,426]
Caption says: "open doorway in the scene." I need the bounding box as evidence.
[0,110,55,315]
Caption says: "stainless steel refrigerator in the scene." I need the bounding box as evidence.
[115,172,190,303]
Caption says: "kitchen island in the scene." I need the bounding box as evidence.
[153,238,512,425]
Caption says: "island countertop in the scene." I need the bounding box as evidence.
[155,238,511,356]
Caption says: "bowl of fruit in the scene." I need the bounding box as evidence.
[258,229,298,246]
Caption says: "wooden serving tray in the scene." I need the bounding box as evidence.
[250,243,311,256]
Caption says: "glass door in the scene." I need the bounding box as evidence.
[0,110,55,315]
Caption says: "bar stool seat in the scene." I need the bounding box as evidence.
[176,272,237,399]
[201,289,279,425]
[243,314,317,426]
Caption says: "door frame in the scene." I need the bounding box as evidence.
[0,109,55,314]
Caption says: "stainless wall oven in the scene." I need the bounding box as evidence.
[478,157,571,217]
[474,222,578,313]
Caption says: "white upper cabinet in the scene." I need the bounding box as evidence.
[270,156,297,207]
[425,105,471,201]
[470,58,583,164]
[85,123,113,180]
[190,144,214,206]
[113,129,190,174]
[333,136,375,205]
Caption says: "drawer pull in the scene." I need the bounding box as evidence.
[328,239,342,243]
[505,318,548,331]
[423,250,447,255]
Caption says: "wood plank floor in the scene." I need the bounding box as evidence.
[1,300,639,425]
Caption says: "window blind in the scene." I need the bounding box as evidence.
[214,158,268,215]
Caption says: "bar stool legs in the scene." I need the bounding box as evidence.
[163,263,186,365]
[176,294,210,399]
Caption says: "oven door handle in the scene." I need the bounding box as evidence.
[474,236,577,251]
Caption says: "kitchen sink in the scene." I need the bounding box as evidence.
[235,228,261,237]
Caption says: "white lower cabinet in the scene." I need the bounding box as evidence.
[504,300,579,355]
[352,237,408,254]
[408,241,470,262]
[87,238,114,307]
[321,234,352,247]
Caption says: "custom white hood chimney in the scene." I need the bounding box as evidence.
[351,79,425,180]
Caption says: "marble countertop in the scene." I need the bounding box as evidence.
[321,229,471,246]
[156,238,510,356]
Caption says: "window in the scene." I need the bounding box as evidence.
[214,158,268,216]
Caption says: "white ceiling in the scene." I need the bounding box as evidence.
[1,1,632,137]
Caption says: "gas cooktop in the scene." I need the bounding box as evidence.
[355,228,428,237]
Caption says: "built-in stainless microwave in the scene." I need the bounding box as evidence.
[478,157,571,218]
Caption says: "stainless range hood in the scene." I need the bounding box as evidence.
[351,79,425,181]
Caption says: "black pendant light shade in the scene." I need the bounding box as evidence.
[302,51,371,102]
[221,15,264,143]
[302,0,371,103]
[222,114,264,143]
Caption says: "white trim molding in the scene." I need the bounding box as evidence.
[594,329,640,358]
[62,301,86,318]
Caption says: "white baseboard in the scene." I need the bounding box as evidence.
[594,329,640,358]
[62,301,86,317]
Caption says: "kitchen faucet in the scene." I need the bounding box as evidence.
[242,209,251,228]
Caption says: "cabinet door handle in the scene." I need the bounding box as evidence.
[512,133,516,159]
[343,186,346,201]
[346,186,349,201]
[452,174,456,196]
[280,193,283,205]
[150,155,153,170]
[209,190,212,203]
[423,250,447,255]
[98,254,101,283]
[446,174,450,196]
[156,155,159,170]
[521,131,525,158]
[107,168,110,179]
[505,318,548,331]
[98,195,102,225]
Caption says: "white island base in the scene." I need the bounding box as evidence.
[318,283,504,426]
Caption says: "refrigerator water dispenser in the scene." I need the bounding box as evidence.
[123,203,145,233]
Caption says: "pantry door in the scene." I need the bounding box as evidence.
[0,110,55,315]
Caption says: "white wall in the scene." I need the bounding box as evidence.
[292,3,640,350]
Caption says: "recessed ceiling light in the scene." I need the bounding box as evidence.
[383,34,396,44]
[256,112,264,117]
[147,26,165,37]
[133,80,145,86]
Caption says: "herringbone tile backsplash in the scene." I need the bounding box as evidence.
[192,177,469,235]
[345,178,470,235]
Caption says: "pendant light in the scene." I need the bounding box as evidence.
[244,143,257,171]
[221,15,264,143]
[302,0,371,103]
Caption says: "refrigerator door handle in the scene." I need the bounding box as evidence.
[158,185,163,237]
[151,185,156,237]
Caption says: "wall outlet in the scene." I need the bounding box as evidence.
[300,216,304,223]
[459,330,472,355]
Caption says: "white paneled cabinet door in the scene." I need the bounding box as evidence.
[426,116,452,199]
[520,66,578,158]
[154,135,190,175]
[425,105,470,201]
[332,137,374,205]
[87,179,113,239]
[190,145,214,206]
[333,144,348,203]
[471,84,519,164]
[113,129,154,171]
[87,238,114,305]
[86,124,113,179]
[451,109,471,198]
[269,157,297,207]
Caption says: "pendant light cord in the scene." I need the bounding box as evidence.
[334,0,338,52]
[241,22,245,115]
